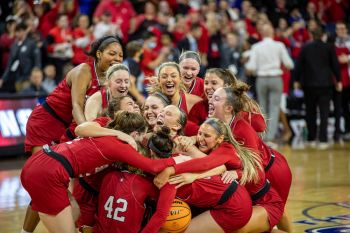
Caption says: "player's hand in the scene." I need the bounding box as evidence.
[154,167,174,189]
[175,136,196,152]
[221,170,238,184]
[169,173,198,189]
[173,154,191,164]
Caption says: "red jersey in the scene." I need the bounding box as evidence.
[188,77,204,97]
[72,27,93,65]
[184,120,199,136]
[46,60,100,124]
[101,88,109,109]
[95,171,176,233]
[237,111,266,133]
[173,142,242,174]
[188,99,208,125]
[178,93,189,115]
[335,39,350,87]
[230,115,287,228]
[177,176,252,233]
[21,136,175,215]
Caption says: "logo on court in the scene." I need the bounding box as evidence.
[295,202,350,232]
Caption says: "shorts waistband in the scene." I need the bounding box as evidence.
[265,150,276,172]
[252,180,270,202]
[43,144,75,178]
[42,101,70,127]
[218,180,239,205]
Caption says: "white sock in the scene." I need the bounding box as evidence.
[21,229,32,233]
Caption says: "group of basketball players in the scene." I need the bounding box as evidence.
[20,35,292,233]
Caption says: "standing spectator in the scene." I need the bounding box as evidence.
[123,40,145,104]
[294,27,342,149]
[21,67,47,96]
[221,32,242,76]
[47,14,74,83]
[176,23,202,53]
[93,10,122,40]
[0,22,41,93]
[42,64,57,94]
[335,22,350,140]
[93,0,136,42]
[141,31,170,78]
[246,23,293,145]
[0,16,17,76]
[72,14,94,66]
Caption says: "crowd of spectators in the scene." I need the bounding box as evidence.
[0,0,349,144]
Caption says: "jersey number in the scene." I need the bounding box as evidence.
[104,196,128,222]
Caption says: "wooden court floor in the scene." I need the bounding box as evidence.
[0,142,349,233]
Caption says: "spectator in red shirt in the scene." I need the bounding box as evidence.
[0,16,16,76]
[72,14,94,65]
[47,14,74,82]
[141,31,170,78]
[93,0,136,42]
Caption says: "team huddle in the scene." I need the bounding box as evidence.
[20,36,292,233]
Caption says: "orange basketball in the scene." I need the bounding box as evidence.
[161,199,192,233]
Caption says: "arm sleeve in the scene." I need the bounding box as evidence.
[280,43,294,69]
[104,137,175,174]
[140,184,176,233]
[245,47,257,72]
[174,143,235,174]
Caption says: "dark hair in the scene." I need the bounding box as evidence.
[126,40,143,58]
[311,27,323,40]
[205,68,237,87]
[190,23,201,32]
[142,30,156,40]
[104,96,133,118]
[107,111,147,134]
[15,22,27,31]
[87,35,121,59]
[148,126,173,158]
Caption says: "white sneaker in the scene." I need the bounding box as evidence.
[306,141,317,148]
[318,142,330,150]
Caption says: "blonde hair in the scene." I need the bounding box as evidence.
[203,118,263,184]
[105,63,130,81]
[147,62,187,94]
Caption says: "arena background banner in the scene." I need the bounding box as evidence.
[0,94,44,156]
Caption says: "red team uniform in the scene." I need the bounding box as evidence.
[25,60,101,153]
[188,99,209,125]
[178,93,200,136]
[188,77,204,97]
[173,141,284,230]
[94,171,175,233]
[176,176,252,233]
[230,114,291,228]
[21,136,175,215]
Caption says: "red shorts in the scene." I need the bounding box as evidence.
[25,105,67,153]
[74,181,98,228]
[20,151,71,215]
[210,185,252,233]
[266,150,292,205]
[254,186,284,231]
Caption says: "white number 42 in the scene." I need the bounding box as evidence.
[104,196,128,222]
